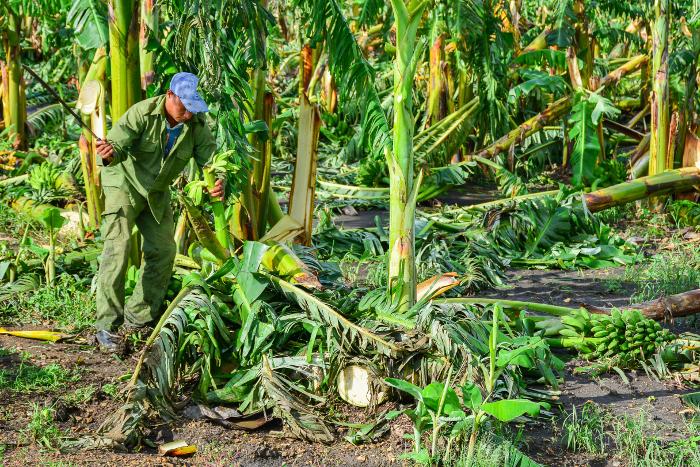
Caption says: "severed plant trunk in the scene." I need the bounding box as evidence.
[583,167,700,212]
[139,0,158,92]
[109,0,141,121]
[449,287,700,322]
[649,0,671,180]
[289,44,321,246]
[614,289,700,321]
[77,80,107,229]
[387,0,428,312]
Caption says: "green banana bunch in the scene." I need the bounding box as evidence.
[542,308,675,363]
[28,163,63,191]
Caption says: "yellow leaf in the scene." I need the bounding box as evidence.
[0,327,66,342]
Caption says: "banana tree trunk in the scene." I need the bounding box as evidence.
[1,11,26,150]
[573,0,593,86]
[387,0,428,312]
[109,0,141,121]
[139,0,158,91]
[235,68,273,241]
[583,167,700,212]
[288,44,321,246]
[84,47,108,86]
[677,17,700,165]
[203,167,230,250]
[649,0,670,179]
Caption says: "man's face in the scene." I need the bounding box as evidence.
[166,90,194,123]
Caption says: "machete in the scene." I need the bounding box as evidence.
[22,64,101,140]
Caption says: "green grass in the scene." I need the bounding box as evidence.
[623,242,700,303]
[611,411,700,466]
[561,403,700,466]
[440,430,537,467]
[562,402,607,454]
[21,403,63,450]
[0,274,94,331]
[0,356,80,392]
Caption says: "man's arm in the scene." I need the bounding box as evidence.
[97,105,146,165]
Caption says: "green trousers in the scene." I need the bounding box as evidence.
[95,186,176,331]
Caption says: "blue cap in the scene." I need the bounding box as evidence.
[169,72,209,113]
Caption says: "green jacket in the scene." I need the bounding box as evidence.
[102,95,216,222]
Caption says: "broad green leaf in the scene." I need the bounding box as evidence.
[508,71,569,104]
[385,378,423,401]
[38,207,66,231]
[481,399,541,422]
[421,382,461,415]
[241,241,269,273]
[568,99,598,187]
[589,93,620,124]
[237,271,268,304]
[461,382,483,411]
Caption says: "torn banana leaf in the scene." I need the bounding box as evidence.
[260,215,304,243]
[416,272,460,302]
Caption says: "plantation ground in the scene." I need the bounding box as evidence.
[0,208,698,466]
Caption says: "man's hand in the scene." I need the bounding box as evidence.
[209,178,225,201]
[96,139,115,163]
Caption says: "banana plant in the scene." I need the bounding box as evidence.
[649,0,671,185]
[386,0,428,312]
[0,1,26,149]
[37,207,66,286]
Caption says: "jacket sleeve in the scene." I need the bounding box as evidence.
[193,121,217,169]
[105,104,146,165]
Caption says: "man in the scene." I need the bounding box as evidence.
[93,72,224,352]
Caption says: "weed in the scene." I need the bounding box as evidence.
[0,274,94,331]
[562,402,608,454]
[61,385,96,405]
[0,357,80,392]
[21,403,63,450]
[608,410,700,467]
[623,243,700,303]
[101,383,118,398]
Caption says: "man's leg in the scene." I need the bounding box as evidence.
[95,189,136,332]
[124,205,176,327]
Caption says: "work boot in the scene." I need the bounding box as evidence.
[94,330,120,353]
